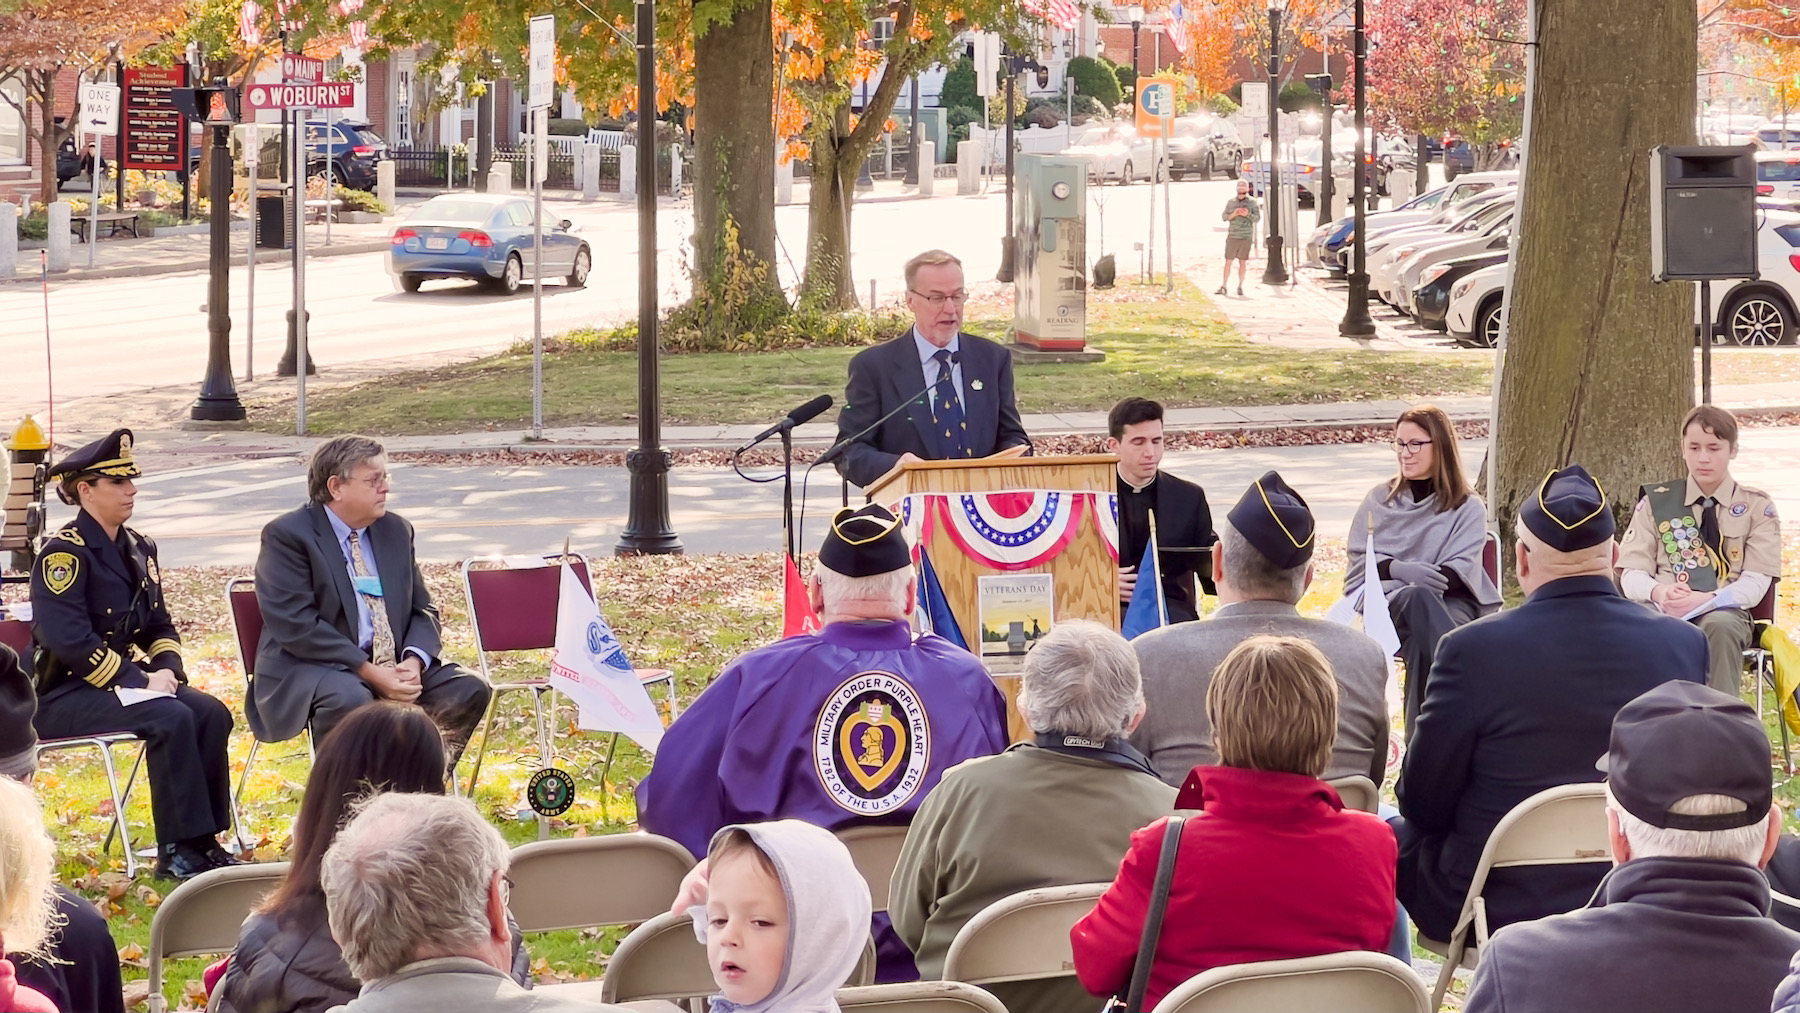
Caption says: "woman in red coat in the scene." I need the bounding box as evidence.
[1072,635,1397,1010]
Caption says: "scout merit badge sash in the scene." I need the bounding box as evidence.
[1642,482,1723,592]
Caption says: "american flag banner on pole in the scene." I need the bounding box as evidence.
[1023,0,1082,31]
[1165,0,1190,55]
[239,0,262,47]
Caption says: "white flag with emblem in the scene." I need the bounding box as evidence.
[550,562,663,751]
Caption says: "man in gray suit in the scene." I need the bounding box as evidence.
[1131,471,1391,786]
[250,436,490,759]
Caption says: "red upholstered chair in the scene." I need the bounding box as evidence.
[460,554,675,828]
[1481,530,1501,589]
[226,577,299,849]
[1,616,147,876]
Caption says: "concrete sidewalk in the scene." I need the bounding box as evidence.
[0,214,401,284]
[37,380,1800,469]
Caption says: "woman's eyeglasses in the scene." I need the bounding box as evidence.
[1393,439,1432,455]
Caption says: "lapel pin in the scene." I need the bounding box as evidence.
[971,379,984,392]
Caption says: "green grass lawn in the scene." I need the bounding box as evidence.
[14,538,1800,1008]
[246,281,1498,437]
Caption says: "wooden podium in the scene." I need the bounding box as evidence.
[867,454,1118,740]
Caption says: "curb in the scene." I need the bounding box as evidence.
[0,239,391,284]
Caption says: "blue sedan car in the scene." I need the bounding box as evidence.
[388,194,591,294]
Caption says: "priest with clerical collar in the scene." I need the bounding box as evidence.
[1107,398,1217,624]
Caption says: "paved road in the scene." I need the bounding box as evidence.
[0,175,1272,422]
[82,427,1800,568]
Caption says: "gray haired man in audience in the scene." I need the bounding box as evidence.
[1131,472,1390,786]
[1466,680,1800,1013]
[322,793,626,1012]
[890,620,1176,1013]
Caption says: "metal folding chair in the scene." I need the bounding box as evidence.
[146,862,290,1013]
[2,617,148,877]
[461,554,676,832]
[227,578,307,849]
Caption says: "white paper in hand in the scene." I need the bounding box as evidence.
[549,562,664,752]
[117,687,176,706]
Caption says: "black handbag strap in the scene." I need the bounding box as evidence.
[1123,815,1185,1013]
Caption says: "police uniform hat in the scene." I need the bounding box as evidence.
[49,428,141,504]
[1598,680,1771,831]
[819,504,911,577]
[1520,464,1613,551]
[1226,470,1315,569]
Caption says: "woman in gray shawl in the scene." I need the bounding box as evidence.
[1345,405,1501,735]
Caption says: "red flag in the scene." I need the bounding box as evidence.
[782,555,821,638]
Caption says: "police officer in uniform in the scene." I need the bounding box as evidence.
[30,429,237,880]
[1618,405,1781,695]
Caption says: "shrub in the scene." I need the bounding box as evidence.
[1025,104,1062,129]
[548,117,589,136]
[1205,94,1241,117]
[1114,63,1137,102]
[946,105,983,145]
[1067,56,1121,109]
[1278,81,1320,113]
[940,57,981,113]
[1071,94,1107,121]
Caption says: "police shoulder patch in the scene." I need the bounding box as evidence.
[41,552,78,595]
[813,670,931,816]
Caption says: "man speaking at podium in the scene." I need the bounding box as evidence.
[834,249,1033,489]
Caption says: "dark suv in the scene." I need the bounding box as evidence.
[304,118,388,190]
[1168,115,1243,182]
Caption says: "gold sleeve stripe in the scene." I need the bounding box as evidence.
[84,651,122,688]
[148,638,181,660]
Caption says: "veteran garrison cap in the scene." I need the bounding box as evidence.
[1227,470,1315,569]
[819,504,912,577]
[1597,680,1771,832]
[50,429,140,503]
[1520,464,1614,551]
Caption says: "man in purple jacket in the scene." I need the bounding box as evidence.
[636,503,1009,981]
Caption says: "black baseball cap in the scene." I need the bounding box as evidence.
[1598,680,1772,831]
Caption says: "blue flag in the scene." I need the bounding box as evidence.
[1121,531,1168,641]
[917,550,969,650]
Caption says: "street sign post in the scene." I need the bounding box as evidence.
[528,13,554,439]
[1134,76,1178,138]
[281,53,324,84]
[244,81,354,111]
[80,82,120,269]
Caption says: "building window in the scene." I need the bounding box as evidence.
[396,64,414,145]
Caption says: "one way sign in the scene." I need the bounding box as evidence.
[81,83,120,136]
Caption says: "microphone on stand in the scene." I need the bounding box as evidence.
[734,394,835,456]
[815,352,960,470]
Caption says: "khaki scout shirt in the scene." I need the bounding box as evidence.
[1619,474,1782,586]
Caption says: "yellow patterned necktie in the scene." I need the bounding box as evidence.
[348,530,396,666]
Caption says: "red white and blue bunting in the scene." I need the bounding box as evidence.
[935,491,1085,570]
[1093,492,1120,562]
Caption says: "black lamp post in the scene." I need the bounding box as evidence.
[1261,0,1288,286]
[1338,0,1375,337]
[1128,5,1144,77]
[179,81,247,421]
[615,0,682,555]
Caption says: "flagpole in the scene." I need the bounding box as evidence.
[1149,509,1167,627]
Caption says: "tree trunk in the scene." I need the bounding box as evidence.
[801,108,855,310]
[692,0,778,297]
[1493,0,1695,557]
[33,70,61,205]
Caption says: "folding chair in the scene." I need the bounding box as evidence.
[460,554,676,817]
[941,882,1109,994]
[1746,580,1791,772]
[1151,952,1430,1013]
[836,981,1008,1013]
[227,578,304,850]
[146,862,290,1013]
[3,617,148,878]
[1326,774,1380,814]
[1481,530,1500,590]
[506,832,695,933]
[593,911,876,1010]
[1417,783,1610,1011]
[836,824,912,912]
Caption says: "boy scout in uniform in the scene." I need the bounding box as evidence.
[1619,405,1782,695]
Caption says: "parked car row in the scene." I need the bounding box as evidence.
[1064,114,1245,185]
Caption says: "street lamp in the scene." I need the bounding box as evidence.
[1261,0,1289,286]
[1338,0,1375,336]
[615,0,682,556]
[172,81,248,421]
[1127,5,1145,78]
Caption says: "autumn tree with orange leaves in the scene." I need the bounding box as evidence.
[0,0,177,202]
[1364,0,1525,171]
[1701,0,1800,111]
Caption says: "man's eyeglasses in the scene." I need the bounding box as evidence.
[1392,440,1432,455]
[910,290,968,307]
[347,472,391,489]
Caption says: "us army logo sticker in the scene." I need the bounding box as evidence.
[42,553,78,595]
[527,767,575,817]
[814,671,931,816]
